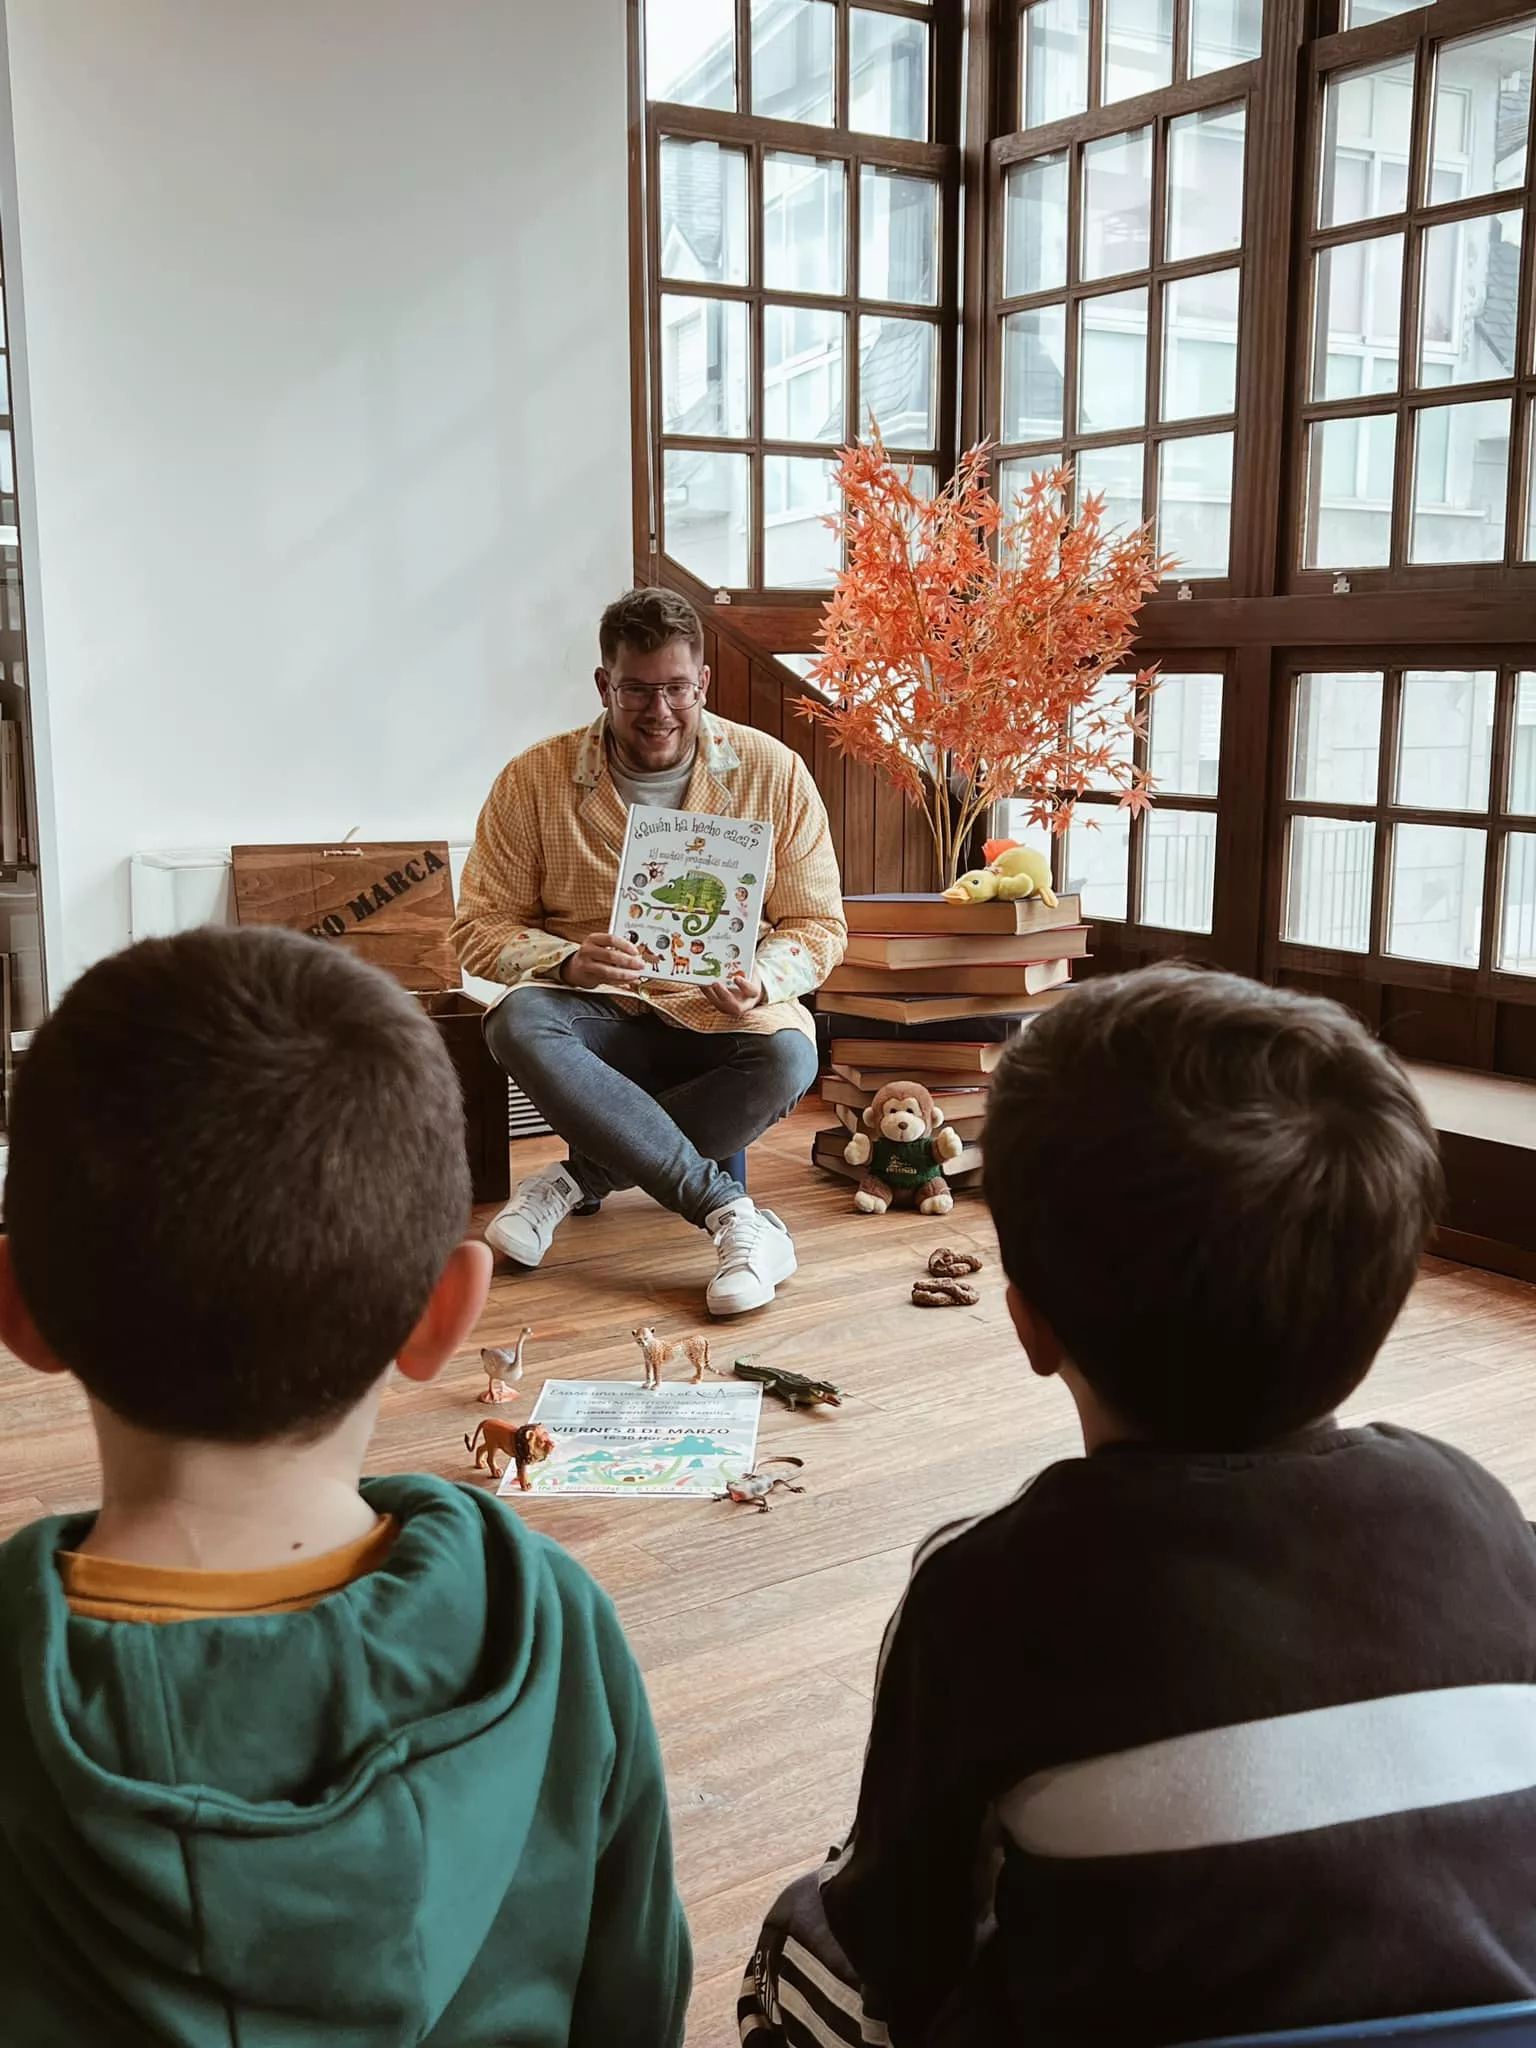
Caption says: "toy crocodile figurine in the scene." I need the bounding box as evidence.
[650,870,726,934]
[733,1357,842,1410]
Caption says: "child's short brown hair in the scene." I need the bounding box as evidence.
[983,964,1442,1448]
[5,926,471,1443]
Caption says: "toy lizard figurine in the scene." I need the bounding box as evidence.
[714,1456,806,1513]
[732,1357,842,1410]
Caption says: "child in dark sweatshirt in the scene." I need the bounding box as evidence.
[742,964,1536,2048]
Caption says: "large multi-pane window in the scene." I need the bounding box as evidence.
[1299,18,1535,579]
[997,667,1225,930]
[1281,665,1536,978]
[642,0,956,593]
[631,0,1536,1076]
[991,0,1257,586]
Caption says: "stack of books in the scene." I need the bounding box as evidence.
[812,890,1086,1194]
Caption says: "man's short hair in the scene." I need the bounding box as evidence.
[599,586,704,668]
[983,963,1442,1449]
[5,926,471,1444]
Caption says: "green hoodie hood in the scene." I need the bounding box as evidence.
[0,1474,689,2047]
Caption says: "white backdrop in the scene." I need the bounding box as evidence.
[1,0,632,992]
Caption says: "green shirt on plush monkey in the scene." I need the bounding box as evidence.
[870,1135,948,1191]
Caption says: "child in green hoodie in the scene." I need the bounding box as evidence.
[0,925,691,2047]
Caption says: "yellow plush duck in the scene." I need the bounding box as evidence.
[941,839,1058,908]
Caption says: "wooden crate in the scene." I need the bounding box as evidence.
[231,842,510,1206]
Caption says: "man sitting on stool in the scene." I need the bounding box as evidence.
[451,587,845,1317]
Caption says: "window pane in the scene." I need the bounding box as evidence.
[764,153,846,295]
[850,9,929,139]
[763,305,845,441]
[1020,0,1090,128]
[1386,823,1487,966]
[752,0,835,125]
[1076,441,1144,538]
[1511,674,1536,813]
[1082,127,1153,282]
[998,453,1064,507]
[1292,672,1384,803]
[1344,0,1418,21]
[1078,287,1148,433]
[860,316,937,447]
[1162,269,1239,422]
[664,448,750,585]
[1157,432,1233,580]
[660,140,749,285]
[1003,305,1068,442]
[1303,414,1397,569]
[1525,405,1536,560]
[1004,154,1069,298]
[1079,672,1136,792]
[660,295,749,436]
[1417,210,1522,387]
[860,168,939,306]
[1167,105,1246,263]
[1320,56,1416,230]
[1499,832,1536,973]
[1312,234,1403,400]
[1429,23,1535,208]
[999,454,1064,562]
[1102,0,1173,107]
[647,0,735,109]
[1142,810,1217,932]
[1150,673,1223,795]
[764,455,840,586]
[1395,670,1496,811]
[1064,807,1132,919]
[1285,817,1376,951]
[1189,0,1262,78]
[1409,396,1510,564]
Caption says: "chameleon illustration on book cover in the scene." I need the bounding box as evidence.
[610,805,771,984]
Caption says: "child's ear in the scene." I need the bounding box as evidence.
[396,1240,494,1386]
[1006,1282,1067,1380]
[0,1240,68,1377]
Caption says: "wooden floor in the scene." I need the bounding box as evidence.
[3,1101,1536,2044]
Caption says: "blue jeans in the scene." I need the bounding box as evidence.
[485,985,819,1227]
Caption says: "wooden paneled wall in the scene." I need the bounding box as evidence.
[702,620,938,896]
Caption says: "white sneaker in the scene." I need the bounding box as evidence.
[705,1199,797,1317]
[485,1164,584,1268]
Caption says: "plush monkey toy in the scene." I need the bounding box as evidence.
[843,1080,965,1217]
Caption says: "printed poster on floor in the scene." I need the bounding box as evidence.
[501,1378,764,1499]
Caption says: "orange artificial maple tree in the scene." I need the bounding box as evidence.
[801,433,1167,888]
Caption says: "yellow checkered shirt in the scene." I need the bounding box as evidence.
[450,710,846,1039]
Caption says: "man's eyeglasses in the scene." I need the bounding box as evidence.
[606,680,705,711]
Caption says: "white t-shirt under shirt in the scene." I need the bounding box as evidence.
[606,747,696,815]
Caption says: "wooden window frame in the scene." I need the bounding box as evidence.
[631,0,965,602]
[1268,649,1536,1003]
[1287,0,1536,593]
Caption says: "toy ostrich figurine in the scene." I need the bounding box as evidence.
[479,1327,532,1404]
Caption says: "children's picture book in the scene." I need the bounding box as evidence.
[609,805,771,984]
[501,1378,763,1499]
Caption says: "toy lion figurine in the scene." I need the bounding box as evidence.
[843,1079,965,1217]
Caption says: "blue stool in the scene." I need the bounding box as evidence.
[1182,2001,1536,2045]
[573,1149,748,1218]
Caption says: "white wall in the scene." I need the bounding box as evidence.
[2,0,632,990]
